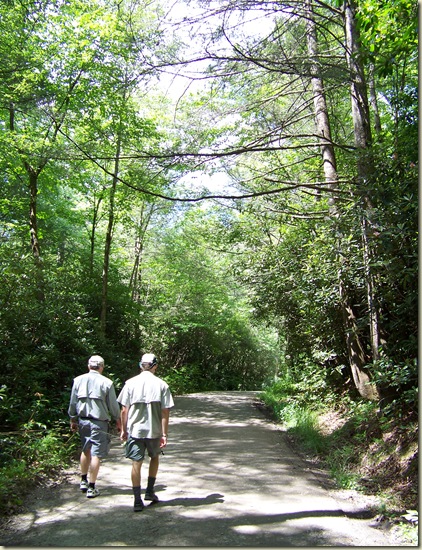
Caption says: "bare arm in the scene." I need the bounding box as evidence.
[120,405,129,441]
[160,408,170,448]
[68,384,79,432]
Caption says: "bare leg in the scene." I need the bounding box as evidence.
[89,456,101,484]
[149,455,159,478]
[80,450,90,476]
[131,460,143,487]
[131,461,144,511]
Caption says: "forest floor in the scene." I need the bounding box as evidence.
[0,391,416,547]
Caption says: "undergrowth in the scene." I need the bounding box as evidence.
[0,424,79,516]
[261,376,418,545]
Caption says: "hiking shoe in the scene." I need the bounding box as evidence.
[134,500,144,512]
[80,480,89,493]
[144,490,159,502]
[86,487,100,498]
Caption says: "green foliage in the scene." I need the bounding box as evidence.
[262,374,418,512]
[263,376,364,488]
[0,0,417,509]
[162,365,209,395]
[325,445,362,490]
[283,407,326,455]
[0,460,28,514]
[135,206,279,392]
[371,356,418,417]
[0,422,78,515]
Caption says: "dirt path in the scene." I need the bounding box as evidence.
[0,391,400,547]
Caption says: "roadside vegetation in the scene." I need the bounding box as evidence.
[260,368,418,545]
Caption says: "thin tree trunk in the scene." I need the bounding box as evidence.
[100,133,122,336]
[89,193,103,278]
[9,73,82,303]
[27,166,45,302]
[130,235,143,302]
[368,63,382,138]
[129,204,154,301]
[306,2,338,205]
[10,102,45,300]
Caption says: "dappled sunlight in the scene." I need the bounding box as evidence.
[2,392,392,547]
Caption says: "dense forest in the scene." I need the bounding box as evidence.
[0,0,418,528]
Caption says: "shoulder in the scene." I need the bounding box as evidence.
[122,374,142,387]
[156,375,170,390]
[101,374,114,386]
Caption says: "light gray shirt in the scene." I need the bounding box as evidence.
[117,371,174,438]
[68,370,120,422]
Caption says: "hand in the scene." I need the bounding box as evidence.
[160,435,167,448]
[120,429,128,441]
[70,421,78,432]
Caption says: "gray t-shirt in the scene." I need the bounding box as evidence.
[117,371,174,438]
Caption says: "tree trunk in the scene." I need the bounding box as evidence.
[306,3,338,208]
[344,0,381,381]
[129,204,154,301]
[130,233,143,302]
[368,63,382,138]
[100,134,122,336]
[26,165,45,302]
[306,0,378,399]
[10,102,45,301]
[338,278,378,400]
[89,193,103,278]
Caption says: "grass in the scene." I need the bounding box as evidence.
[0,460,28,512]
[260,385,418,545]
[0,427,79,516]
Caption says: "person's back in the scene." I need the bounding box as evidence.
[68,355,121,498]
[121,369,171,439]
[118,353,174,511]
[71,369,117,421]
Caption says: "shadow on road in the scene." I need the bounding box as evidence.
[0,391,393,547]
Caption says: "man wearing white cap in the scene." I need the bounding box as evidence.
[118,353,174,512]
[68,355,121,498]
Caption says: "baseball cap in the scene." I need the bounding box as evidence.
[88,355,104,368]
[140,353,157,368]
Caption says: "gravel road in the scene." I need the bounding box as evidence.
[0,391,399,547]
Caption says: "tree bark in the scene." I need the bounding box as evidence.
[368,63,382,138]
[306,3,338,207]
[27,166,45,302]
[89,193,103,278]
[306,0,378,399]
[100,133,121,336]
[344,0,381,376]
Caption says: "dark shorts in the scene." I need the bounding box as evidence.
[78,418,111,458]
[125,436,161,461]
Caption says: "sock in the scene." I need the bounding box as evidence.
[81,474,88,482]
[133,486,141,502]
[147,476,156,492]
[89,482,95,489]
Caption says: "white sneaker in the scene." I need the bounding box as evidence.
[86,487,100,498]
[80,480,89,492]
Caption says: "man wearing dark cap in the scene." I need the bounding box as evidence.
[68,355,121,498]
[118,353,174,512]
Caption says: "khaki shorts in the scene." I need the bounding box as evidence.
[125,436,161,461]
[79,418,111,458]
